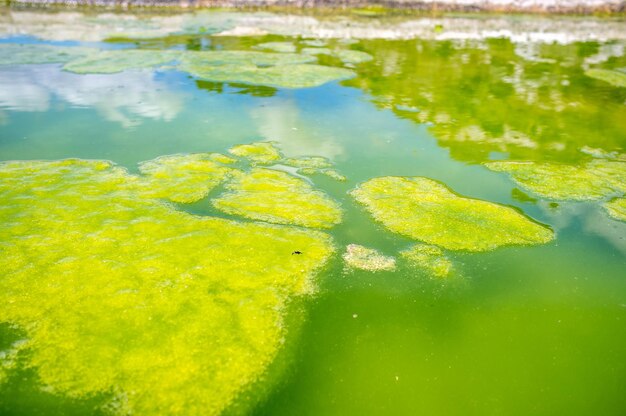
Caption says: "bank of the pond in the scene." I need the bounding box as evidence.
[3,0,625,14]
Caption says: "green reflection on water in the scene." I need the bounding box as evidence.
[345,38,626,164]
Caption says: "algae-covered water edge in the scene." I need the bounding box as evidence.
[1,9,626,416]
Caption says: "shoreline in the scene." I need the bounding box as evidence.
[3,1,625,15]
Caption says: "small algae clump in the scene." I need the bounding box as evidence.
[604,198,626,222]
[351,176,554,252]
[0,158,335,416]
[229,141,283,165]
[400,244,454,278]
[282,157,346,181]
[320,169,347,182]
[212,168,342,229]
[283,156,333,170]
[64,49,180,74]
[0,43,93,65]
[137,153,234,203]
[585,68,626,88]
[255,42,297,53]
[179,51,354,89]
[343,244,396,272]
[485,160,626,201]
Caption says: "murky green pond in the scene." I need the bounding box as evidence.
[1,9,625,416]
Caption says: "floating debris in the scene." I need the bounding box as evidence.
[351,176,554,251]
[343,244,396,272]
[585,68,626,88]
[0,158,334,416]
[229,141,283,165]
[400,244,454,278]
[212,168,342,229]
[485,160,626,201]
[604,198,626,222]
[137,153,234,203]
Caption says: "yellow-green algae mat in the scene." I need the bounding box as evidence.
[1,43,354,89]
[485,159,626,222]
[212,168,342,229]
[350,176,554,252]
[0,157,336,415]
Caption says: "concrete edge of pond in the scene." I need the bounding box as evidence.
[3,0,625,15]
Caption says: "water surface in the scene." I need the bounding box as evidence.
[0,9,625,416]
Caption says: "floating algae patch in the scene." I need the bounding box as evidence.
[282,156,332,170]
[64,49,180,74]
[212,168,342,229]
[0,43,93,65]
[0,158,335,416]
[137,153,235,203]
[255,42,297,53]
[282,157,346,181]
[229,141,282,165]
[179,51,354,89]
[585,68,626,88]
[350,176,554,252]
[181,50,314,68]
[400,244,454,279]
[343,244,396,272]
[334,50,373,65]
[604,198,626,222]
[320,169,347,182]
[485,160,626,201]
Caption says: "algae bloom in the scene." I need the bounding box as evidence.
[0,43,93,65]
[229,141,283,165]
[3,42,355,89]
[282,156,347,181]
[343,244,396,272]
[137,153,235,203]
[178,50,354,89]
[64,49,181,74]
[351,176,554,252]
[0,158,335,416]
[604,198,626,222]
[212,168,343,229]
[400,244,454,279]
[485,160,626,201]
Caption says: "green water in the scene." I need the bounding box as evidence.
[1,10,625,416]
